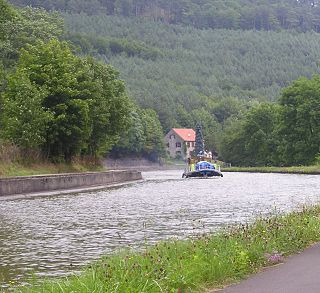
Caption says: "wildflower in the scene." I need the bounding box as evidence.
[265,252,284,264]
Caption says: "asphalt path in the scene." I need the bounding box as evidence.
[215,243,320,293]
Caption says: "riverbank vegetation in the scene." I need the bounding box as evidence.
[221,79,320,166]
[222,165,320,175]
[0,161,103,177]
[21,205,320,292]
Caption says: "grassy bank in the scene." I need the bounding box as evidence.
[222,165,320,175]
[0,161,104,177]
[20,205,320,292]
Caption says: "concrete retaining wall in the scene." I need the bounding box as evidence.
[0,170,142,196]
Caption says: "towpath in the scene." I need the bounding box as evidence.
[214,243,320,293]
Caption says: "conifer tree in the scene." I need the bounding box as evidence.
[194,123,204,156]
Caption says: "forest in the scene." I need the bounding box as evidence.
[2,0,320,166]
[0,0,165,165]
[8,0,320,32]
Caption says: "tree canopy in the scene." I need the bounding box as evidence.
[9,0,320,32]
[2,39,132,161]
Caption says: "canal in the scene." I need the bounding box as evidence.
[1,170,320,288]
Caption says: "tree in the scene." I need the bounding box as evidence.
[277,76,320,165]
[190,108,222,154]
[0,3,64,68]
[141,109,165,161]
[3,39,131,162]
[194,122,204,156]
[111,105,146,157]
[15,39,95,161]
[242,103,279,166]
[1,70,52,150]
[85,57,130,157]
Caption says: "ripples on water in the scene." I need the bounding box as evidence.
[1,171,320,288]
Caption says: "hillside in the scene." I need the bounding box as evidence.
[4,0,320,166]
[9,0,320,32]
[67,14,320,129]
[7,1,320,130]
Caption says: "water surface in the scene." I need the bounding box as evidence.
[0,171,320,288]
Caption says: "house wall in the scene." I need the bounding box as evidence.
[164,130,195,159]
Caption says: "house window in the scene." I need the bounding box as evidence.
[187,142,190,148]
[170,134,175,139]
[176,142,181,148]
[191,142,195,147]
[176,151,181,155]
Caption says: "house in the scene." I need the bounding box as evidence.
[164,128,195,159]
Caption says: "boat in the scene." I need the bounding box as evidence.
[182,156,223,178]
[182,123,223,178]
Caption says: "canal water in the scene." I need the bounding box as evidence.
[1,171,320,288]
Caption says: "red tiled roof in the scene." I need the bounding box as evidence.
[172,128,195,142]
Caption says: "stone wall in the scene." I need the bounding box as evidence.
[0,170,142,196]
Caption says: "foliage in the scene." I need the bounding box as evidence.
[221,103,280,166]
[21,205,320,292]
[221,165,320,174]
[9,0,320,32]
[0,4,64,68]
[277,76,320,165]
[111,105,146,157]
[1,39,131,162]
[220,76,320,167]
[60,13,320,134]
[67,32,162,60]
[194,122,204,156]
[1,70,52,150]
[2,0,320,164]
[140,108,165,161]
[85,57,130,157]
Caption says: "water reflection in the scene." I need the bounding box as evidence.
[1,171,320,288]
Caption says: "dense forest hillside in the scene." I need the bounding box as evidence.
[4,0,320,166]
[9,0,320,32]
[63,14,320,123]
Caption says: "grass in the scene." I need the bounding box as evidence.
[221,165,320,175]
[18,205,320,293]
[0,161,104,177]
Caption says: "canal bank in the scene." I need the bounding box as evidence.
[222,165,320,175]
[0,170,142,197]
[18,205,320,293]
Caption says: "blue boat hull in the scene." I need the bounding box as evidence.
[183,169,223,178]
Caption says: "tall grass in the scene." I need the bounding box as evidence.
[20,205,320,293]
